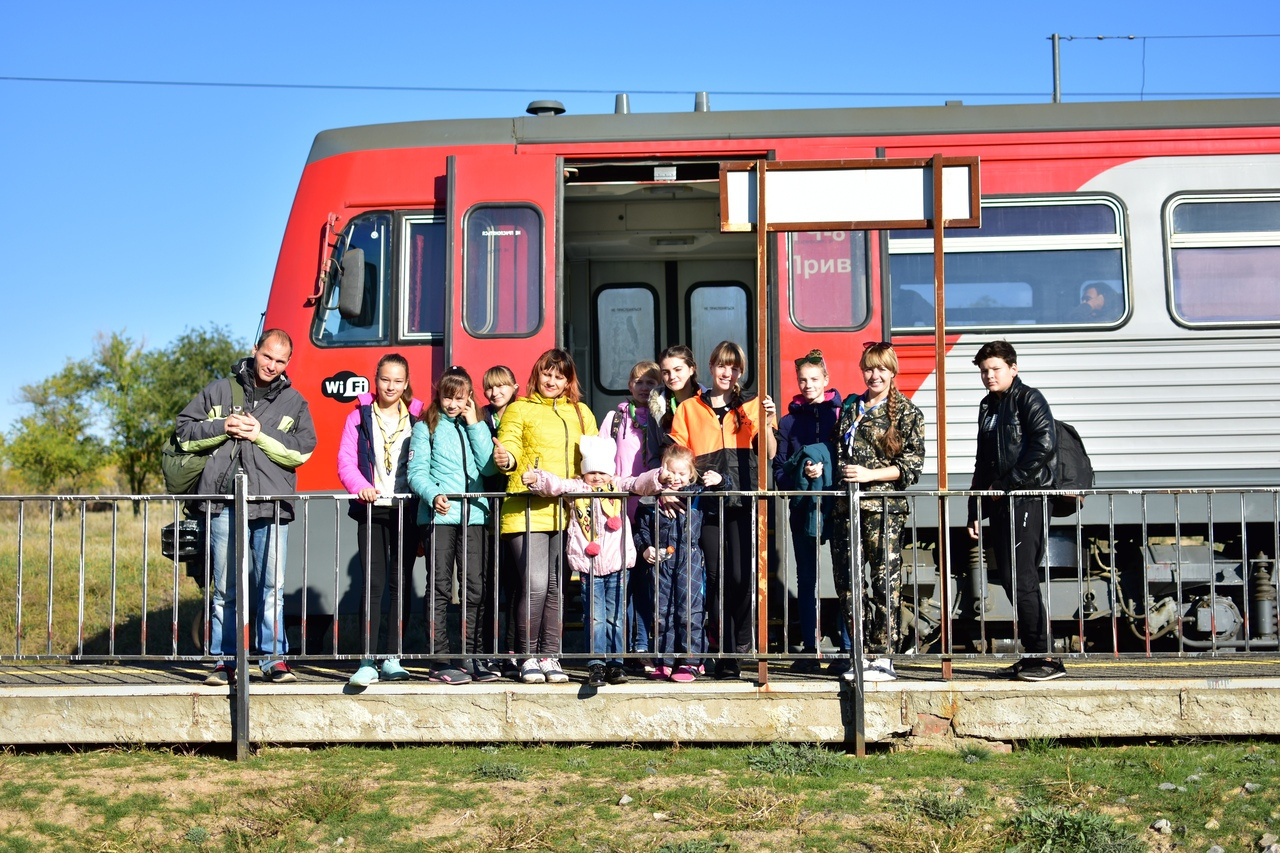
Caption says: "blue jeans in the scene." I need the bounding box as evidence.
[789,511,822,652]
[207,507,289,673]
[581,571,626,667]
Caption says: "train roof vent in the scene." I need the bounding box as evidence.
[694,91,710,112]
[526,100,566,117]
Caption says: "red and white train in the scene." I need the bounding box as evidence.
[261,95,1280,651]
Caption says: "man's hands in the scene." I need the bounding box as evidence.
[225,411,261,442]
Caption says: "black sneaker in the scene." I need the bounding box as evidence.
[713,660,741,680]
[1016,658,1066,682]
[790,653,822,674]
[469,661,501,683]
[265,662,297,683]
[604,665,628,685]
[587,663,607,687]
[995,659,1027,679]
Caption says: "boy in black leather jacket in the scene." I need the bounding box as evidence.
[966,340,1065,682]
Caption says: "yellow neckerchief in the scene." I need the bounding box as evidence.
[573,483,622,542]
[372,399,410,475]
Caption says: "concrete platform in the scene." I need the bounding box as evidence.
[3,656,1280,747]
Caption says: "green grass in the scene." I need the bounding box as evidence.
[0,741,1277,851]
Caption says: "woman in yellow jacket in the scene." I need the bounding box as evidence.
[670,340,776,680]
[492,349,598,684]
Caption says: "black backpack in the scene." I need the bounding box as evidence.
[1051,421,1094,517]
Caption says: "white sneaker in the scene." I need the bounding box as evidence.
[539,657,569,683]
[520,658,546,684]
[865,657,897,682]
[872,657,897,678]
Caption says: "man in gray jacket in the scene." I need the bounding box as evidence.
[175,329,316,685]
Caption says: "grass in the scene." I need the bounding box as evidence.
[0,499,206,658]
[0,740,1277,851]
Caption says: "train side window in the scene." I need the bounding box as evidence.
[402,216,446,340]
[593,285,659,394]
[786,230,870,330]
[313,212,392,346]
[463,205,543,337]
[1166,194,1280,326]
[688,283,752,387]
[888,197,1127,331]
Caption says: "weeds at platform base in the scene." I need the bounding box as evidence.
[1007,805,1144,853]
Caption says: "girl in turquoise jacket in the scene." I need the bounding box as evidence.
[407,367,497,684]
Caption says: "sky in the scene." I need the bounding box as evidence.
[2,0,1277,434]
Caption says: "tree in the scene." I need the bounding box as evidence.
[87,332,154,499]
[2,324,246,500]
[3,364,107,494]
[97,325,247,502]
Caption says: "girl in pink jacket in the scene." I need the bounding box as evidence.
[336,354,425,688]
[521,434,665,687]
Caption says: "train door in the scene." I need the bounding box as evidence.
[580,259,757,411]
[445,152,562,371]
[559,160,759,413]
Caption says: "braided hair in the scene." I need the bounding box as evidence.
[861,343,903,457]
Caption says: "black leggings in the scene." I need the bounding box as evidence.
[355,507,420,657]
[701,505,754,654]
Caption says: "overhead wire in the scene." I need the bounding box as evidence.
[0,76,1277,99]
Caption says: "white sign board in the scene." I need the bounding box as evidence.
[721,157,980,232]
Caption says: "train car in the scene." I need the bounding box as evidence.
[261,96,1280,653]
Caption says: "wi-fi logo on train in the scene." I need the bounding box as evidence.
[320,371,368,403]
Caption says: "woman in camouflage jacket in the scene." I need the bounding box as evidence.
[830,343,926,681]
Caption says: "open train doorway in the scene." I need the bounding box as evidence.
[560,159,759,412]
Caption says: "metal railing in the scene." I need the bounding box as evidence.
[4,475,1279,754]
[5,482,1279,666]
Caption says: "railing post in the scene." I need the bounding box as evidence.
[234,472,251,761]
[849,484,866,758]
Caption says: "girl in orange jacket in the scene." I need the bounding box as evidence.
[669,340,776,679]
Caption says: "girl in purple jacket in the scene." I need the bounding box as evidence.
[337,354,425,688]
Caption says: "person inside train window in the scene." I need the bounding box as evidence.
[1069,282,1121,323]
[891,286,934,328]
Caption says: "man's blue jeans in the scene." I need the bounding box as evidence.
[207,507,289,673]
[582,571,626,668]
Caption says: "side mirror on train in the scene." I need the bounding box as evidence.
[337,247,366,319]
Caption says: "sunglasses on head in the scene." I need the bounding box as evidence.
[863,341,893,351]
[793,349,825,367]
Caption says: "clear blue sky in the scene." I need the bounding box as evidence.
[2,0,1277,434]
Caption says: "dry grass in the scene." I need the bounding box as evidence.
[0,498,205,658]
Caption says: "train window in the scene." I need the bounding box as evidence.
[1166,194,1280,326]
[463,205,543,337]
[688,283,752,387]
[888,197,1127,331]
[313,212,392,346]
[594,285,659,394]
[786,231,870,330]
[402,216,446,340]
